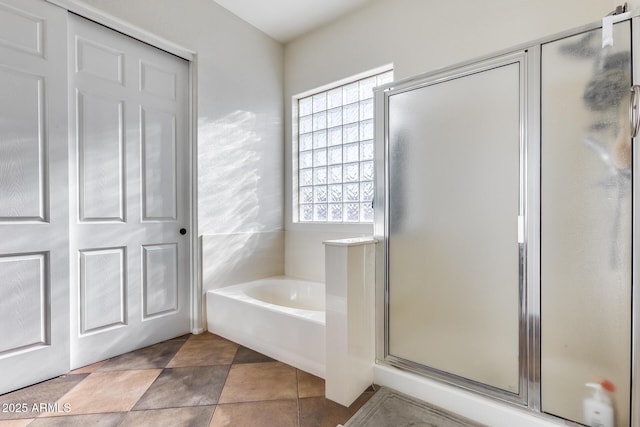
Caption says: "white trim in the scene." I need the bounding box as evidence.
[632,15,640,427]
[188,54,203,334]
[323,236,377,247]
[374,365,566,427]
[286,221,374,233]
[45,0,194,61]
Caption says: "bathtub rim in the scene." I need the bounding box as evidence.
[208,275,326,325]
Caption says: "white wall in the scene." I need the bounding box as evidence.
[78,0,286,290]
[283,0,625,280]
[285,0,624,95]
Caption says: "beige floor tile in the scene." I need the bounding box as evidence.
[187,332,222,340]
[218,362,297,404]
[297,370,325,398]
[28,413,125,427]
[40,370,161,417]
[98,341,184,371]
[167,336,238,367]
[299,397,357,427]
[0,420,34,427]
[69,360,107,374]
[299,389,376,427]
[0,374,87,420]
[210,400,298,427]
[0,333,374,426]
[120,406,215,427]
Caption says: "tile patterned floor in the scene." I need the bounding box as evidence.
[0,333,376,427]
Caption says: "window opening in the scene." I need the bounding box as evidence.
[296,70,393,223]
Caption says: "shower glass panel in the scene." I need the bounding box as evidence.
[540,24,631,427]
[386,56,524,396]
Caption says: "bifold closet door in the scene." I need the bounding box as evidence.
[0,0,69,394]
[68,14,191,368]
[541,23,632,427]
[385,54,524,397]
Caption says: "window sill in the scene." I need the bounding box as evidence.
[286,221,374,234]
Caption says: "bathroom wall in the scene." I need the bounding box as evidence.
[283,0,626,281]
[77,0,286,289]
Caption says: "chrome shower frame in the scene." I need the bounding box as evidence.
[374,14,639,426]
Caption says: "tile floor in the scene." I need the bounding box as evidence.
[0,333,376,427]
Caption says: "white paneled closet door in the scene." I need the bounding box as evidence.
[0,0,70,394]
[68,14,190,369]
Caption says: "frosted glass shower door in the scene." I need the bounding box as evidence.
[541,24,631,427]
[385,54,524,396]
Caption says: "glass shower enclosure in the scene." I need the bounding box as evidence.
[375,19,634,426]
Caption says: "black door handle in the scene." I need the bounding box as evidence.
[179,228,187,235]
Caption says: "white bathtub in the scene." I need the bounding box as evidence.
[206,276,326,378]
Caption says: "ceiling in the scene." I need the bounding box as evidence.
[212,0,372,43]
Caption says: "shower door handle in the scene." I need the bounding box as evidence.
[630,85,640,138]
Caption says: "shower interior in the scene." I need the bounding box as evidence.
[375,17,635,427]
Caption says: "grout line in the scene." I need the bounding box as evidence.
[207,404,222,426]
[295,368,301,427]
[213,346,236,408]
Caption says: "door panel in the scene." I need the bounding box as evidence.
[76,36,124,84]
[540,23,631,427]
[0,2,43,57]
[0,68,45,220]
[142,244,179,318]
[141,107,177,220]
[79,248,127,334]
[140,61,176,100]
[77,91,125,221]
[0,0,69,394]
[0,254,48,353]
[69,14,190,369]
[385,55,524,397]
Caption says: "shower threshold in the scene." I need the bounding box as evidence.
[343,386,486,427]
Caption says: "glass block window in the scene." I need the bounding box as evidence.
[297,70,393,223]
